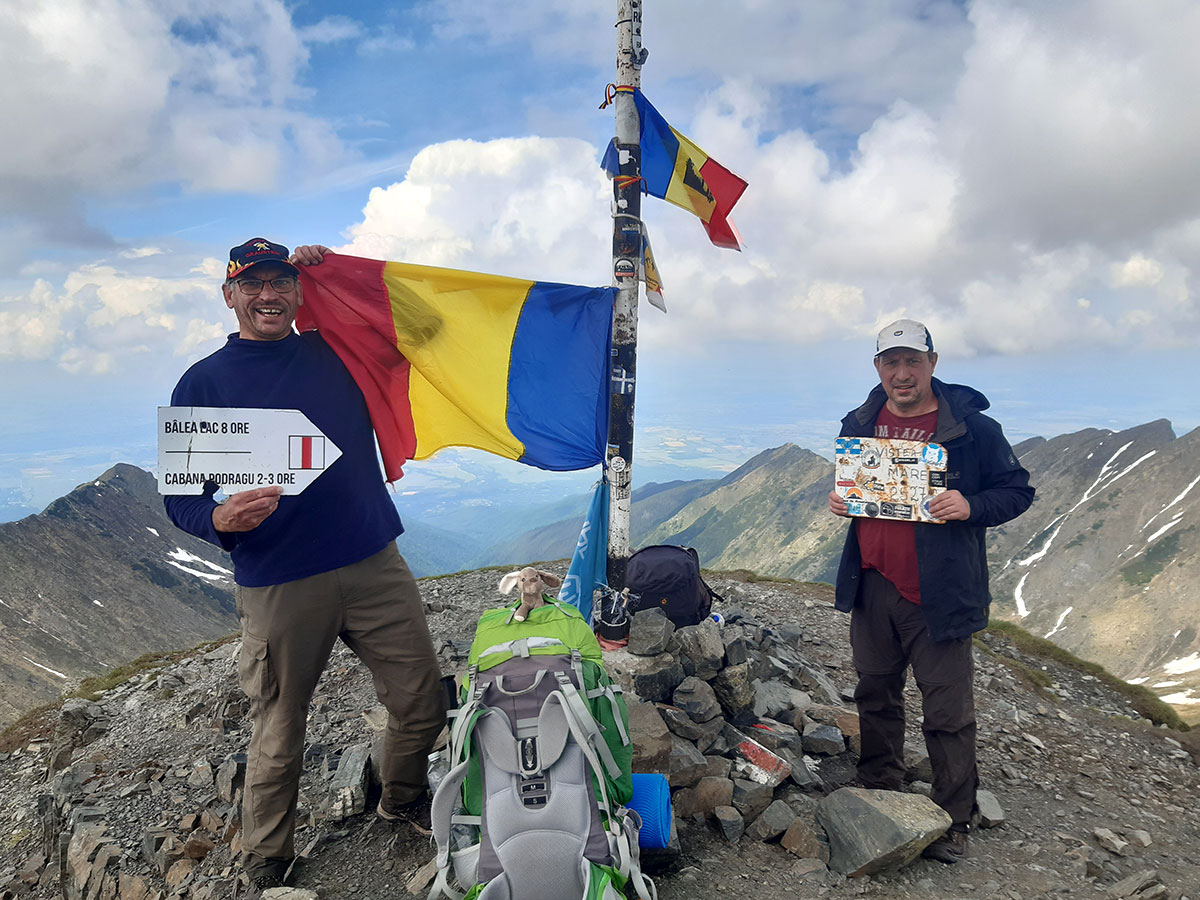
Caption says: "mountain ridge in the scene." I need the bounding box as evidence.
[0,464,238,726]
[494,423,1199,724]
[2,417,1196,729]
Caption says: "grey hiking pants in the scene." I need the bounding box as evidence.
[850,568,978,827]
[235,543,444,875]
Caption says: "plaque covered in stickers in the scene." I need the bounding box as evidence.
[834,437,948,523]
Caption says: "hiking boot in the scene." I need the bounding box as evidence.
[239,864,288,898]
[922,827,968,864]
[845,776,903,792]
[377,796,432,835]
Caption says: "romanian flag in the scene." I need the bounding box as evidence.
[296,253,614,482]
[604,87,748,250]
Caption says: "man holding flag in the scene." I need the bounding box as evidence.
[164,239,444,892]
[166,236,617,889]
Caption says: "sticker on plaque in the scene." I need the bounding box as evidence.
[833,436,948,523]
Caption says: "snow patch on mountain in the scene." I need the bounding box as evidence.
[22,656,67,679]
[1162,653,1200,676]
[1045,606,1073,639]
[1142,473,1200,532]
[168,547,232,575]
[1070,443,1156,513]
[167,562,225,582]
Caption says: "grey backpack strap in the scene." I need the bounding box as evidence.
[553,672,622,781]
[493,670,547,696]
[428,757,470,900]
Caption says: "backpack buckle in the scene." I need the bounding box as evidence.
[519,736,540,775]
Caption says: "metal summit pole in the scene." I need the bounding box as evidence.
[607,0,645,591]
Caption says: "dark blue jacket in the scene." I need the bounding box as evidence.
[164,332,402,587]
[834,378,1034,641]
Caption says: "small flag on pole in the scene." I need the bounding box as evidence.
[557,478,610,623]
[603,87,748,251]
[641,225,665,312]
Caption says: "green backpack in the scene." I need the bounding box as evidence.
[427,597,656,900]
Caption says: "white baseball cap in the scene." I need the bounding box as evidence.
[876,318,934,355]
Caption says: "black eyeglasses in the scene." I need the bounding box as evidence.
[235,276,297,294]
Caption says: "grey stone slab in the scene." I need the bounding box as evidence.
[674,618,725,680]
[628,608,675,656]
[713,805,744,842]
[731,777,774,822]
[745,798,796,842]
[627,700,672,774]
[781,814,830,862]
[710,663,755,719]
[789,663,845,707]
[668,735,708,789]
[326,741,372,820]
[672,676,722,722]
[753,680,808,720]
[749,718,803,755]
[657,704,709,742]
[816,787,951,876]
[673,777,734,818]
[975,788,1005,828]
[802,723,845,756]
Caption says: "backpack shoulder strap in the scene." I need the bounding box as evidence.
[551,671,622,782]
[428,757,470,900]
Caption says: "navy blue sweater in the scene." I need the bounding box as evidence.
[834,379,1035,641]
[164,332,402,587]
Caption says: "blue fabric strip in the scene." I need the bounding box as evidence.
[507,282,614,470]
[634,90,681,199]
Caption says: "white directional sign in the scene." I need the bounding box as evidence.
[157,407,342,496]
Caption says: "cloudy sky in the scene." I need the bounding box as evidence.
[2,0,1197,517]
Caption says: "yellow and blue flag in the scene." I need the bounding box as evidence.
[297,253,614,481]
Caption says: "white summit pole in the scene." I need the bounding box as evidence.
[606,0,645,590]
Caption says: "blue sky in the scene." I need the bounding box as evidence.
[2,0,1198,518]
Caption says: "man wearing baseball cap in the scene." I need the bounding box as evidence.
[164,239,444,891]
[827,318,1034,863]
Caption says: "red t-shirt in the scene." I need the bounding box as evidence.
[855,406,939,604]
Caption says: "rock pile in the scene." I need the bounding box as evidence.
[607,606,964,878]
[0,569,1196,900]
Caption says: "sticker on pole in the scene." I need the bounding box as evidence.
[157,407,342,495]
[833,436,948,523]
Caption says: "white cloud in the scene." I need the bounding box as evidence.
[8,0,1200,379]
[0,257,227,374]
[341,137,612,284]
[1112,254,1164,288]
[330,39,1200,360]
[0,0,352,258]
[948,0,1200,249]
[427,1,973,135]
[358,25,417,55]
[298,15,363,44]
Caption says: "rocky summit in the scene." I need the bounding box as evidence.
[1,569,1196,900]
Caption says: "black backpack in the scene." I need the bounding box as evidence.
[625,545,720,627]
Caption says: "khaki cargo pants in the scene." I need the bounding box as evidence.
[235,543,443,876]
